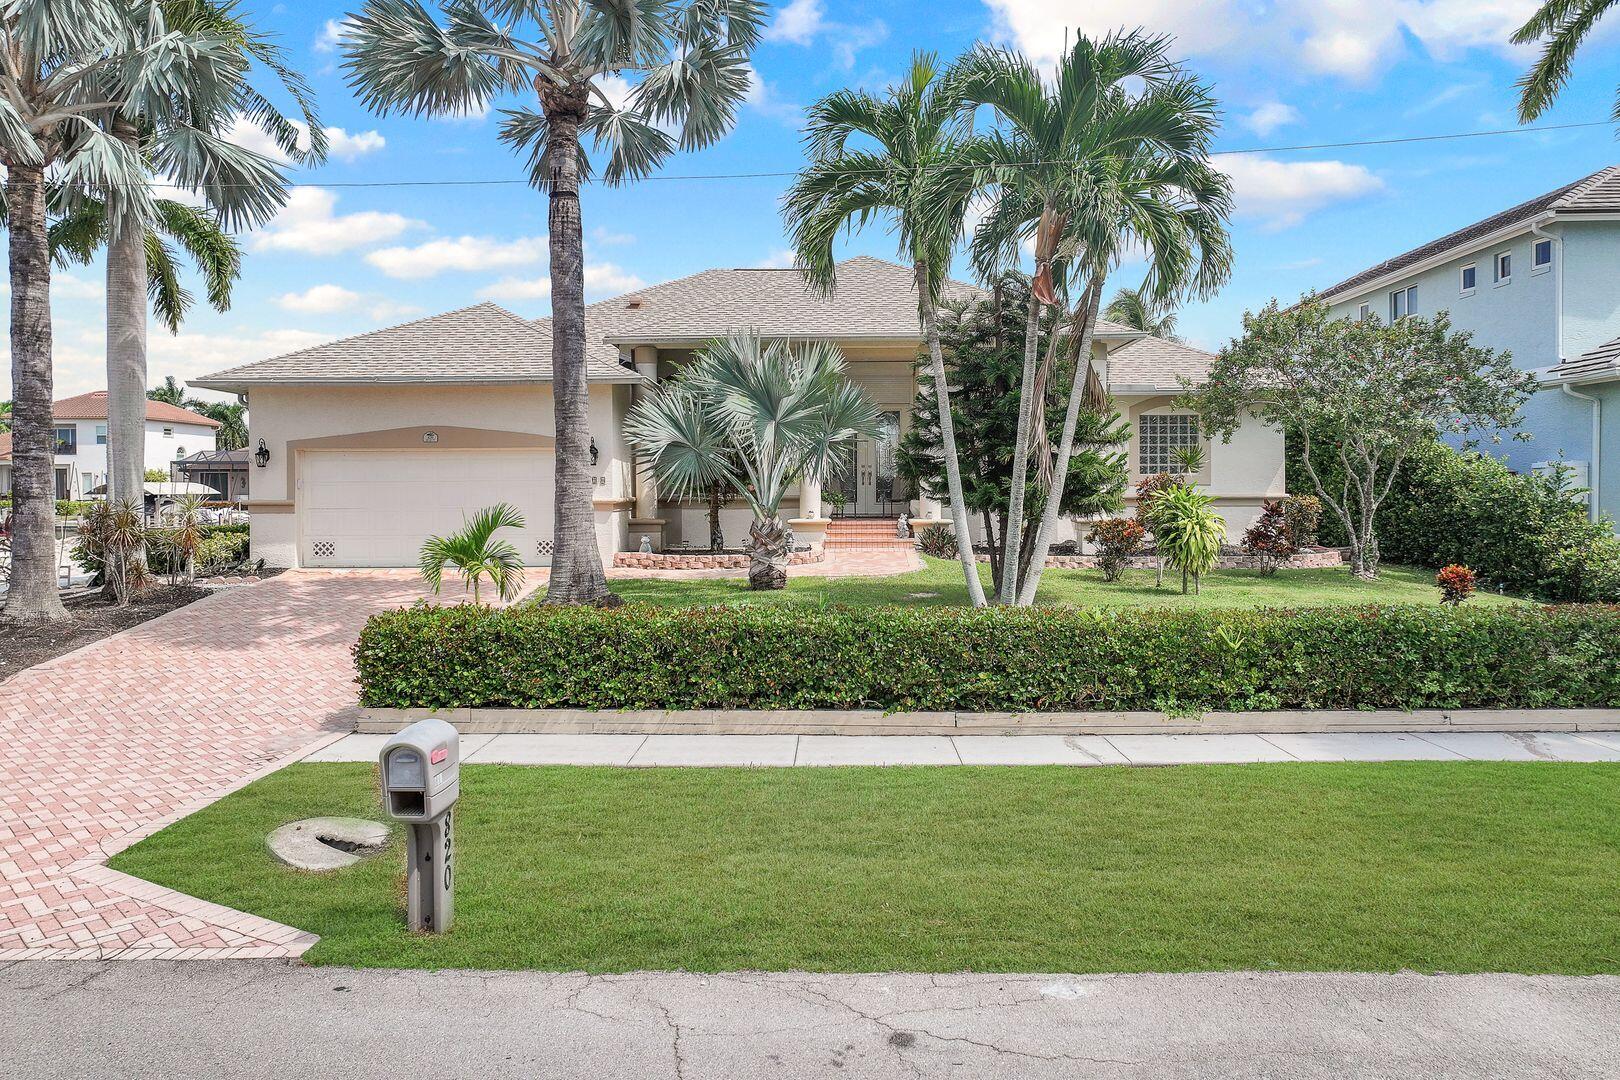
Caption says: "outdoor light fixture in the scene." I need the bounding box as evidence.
[254,439,270,468]
[589,438,599,466]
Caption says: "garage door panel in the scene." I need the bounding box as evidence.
[300,449,554,567]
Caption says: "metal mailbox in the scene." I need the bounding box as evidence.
[380,718,460,933]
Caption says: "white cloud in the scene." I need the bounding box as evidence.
[250,187,422,256]
[591,226,635,246]
[54,274,105,301]
[760,248,798,269]
[1215,154,1386,229]
[314,18,351,53]
[325,128,386,161]
[366,235,548,279]
[744,67,804,125]
[585,262,646,294]
[224,116,386,164]
[1242,102,1301,138]
[478,276,552,302]
[764,0,825,44]
[477,262,647,303]
[275,284,361,314]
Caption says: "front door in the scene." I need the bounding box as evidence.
[841,411,902,516]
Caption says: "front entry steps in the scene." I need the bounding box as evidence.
[823,518,917,550]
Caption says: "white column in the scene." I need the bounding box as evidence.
[632,346,659,520]
[800,472,822,519]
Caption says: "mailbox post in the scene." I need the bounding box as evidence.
[379,719,460,933]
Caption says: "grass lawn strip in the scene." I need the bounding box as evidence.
[109,761,1620,974]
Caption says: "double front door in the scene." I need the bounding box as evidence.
[833,410,903,516]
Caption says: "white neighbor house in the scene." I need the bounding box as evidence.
[191,257,1284,568]
[0,391,219,501]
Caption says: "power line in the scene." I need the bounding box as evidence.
[281,118,1613,189]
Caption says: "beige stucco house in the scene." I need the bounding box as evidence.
[191,256,1283,568]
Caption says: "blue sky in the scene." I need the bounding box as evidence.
[12,0,1620,401]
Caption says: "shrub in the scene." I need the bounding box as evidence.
[1280,494,1322,549]
[1436,564,1477,606]
[1152,486,1226,594]
[1242,500,1295,576]
[916,523,958,560]
[355,603,1620,713]
[1091,517,1144,581]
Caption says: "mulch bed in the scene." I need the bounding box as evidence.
[0,585,211,682]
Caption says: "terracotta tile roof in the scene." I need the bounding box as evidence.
[1105,336,1217,392]
[0,431,10,460]
[1318,165,1620,301]
[46,391,220,427]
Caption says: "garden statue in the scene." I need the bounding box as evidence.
[639,535,653,554]
[897,513,911,539]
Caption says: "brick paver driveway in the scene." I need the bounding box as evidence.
[0,572,433,960]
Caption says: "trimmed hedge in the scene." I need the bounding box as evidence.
[354,603,1620,712]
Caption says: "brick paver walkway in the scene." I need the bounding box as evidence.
[0,572,432,960]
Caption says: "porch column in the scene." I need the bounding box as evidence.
[627,346,666,552]
[799,471,822,520]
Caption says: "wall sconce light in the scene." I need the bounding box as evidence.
[589,437,599,467]
[254,439,270,468]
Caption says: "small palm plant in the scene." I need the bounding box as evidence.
[419,504,527,605]
[77,499,147,606]
[625,334,882,590]
[1153,486,1226,595]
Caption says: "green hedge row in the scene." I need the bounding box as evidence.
[354,603,1620,712]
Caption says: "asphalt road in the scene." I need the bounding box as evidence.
[3,961,1616,1079]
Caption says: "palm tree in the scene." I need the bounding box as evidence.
[783,53,989,607]
[956,31,1219,603]
[625,334,881,590]
[192,401,247,450]
[1513,0,1619,121]
[343,0,765,607]
[1104,285,1182,341]
[148,375,193,407]
[419,503,528,604]
[0,3,283,623]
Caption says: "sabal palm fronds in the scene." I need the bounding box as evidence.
[419,504,528,605]
[782,52,989,606]
[1513,0,1619,121]
[626,335,881,589]
[343,0,765,607]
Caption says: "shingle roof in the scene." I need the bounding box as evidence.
[48,391,220,427]
[1105,336,1217,392]
[1548,333,1620,384]
[1318,165,1620,301]
[191,302,636,389]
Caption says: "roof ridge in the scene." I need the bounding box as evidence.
[1552,164,1620,209]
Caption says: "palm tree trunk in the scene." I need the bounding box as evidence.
[540,86,617,607]
[1016,279,1103,605]
[3,165,68,623]
[997,291,1043,604]
[747,514,788,590]
[106,120,149,592]
[915,262,986,608]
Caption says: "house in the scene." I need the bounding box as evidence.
[171,448,251,504]
[0,392,219,501]
[1317,164,1620,523]
[190,256,1284,568]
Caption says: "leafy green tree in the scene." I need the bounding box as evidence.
[626,334,881,590]
[783,53,988,606]
[1512,0,1619,121]
[343,0,764,607]
[1192,299,1538,578]
[899,273,1129,599]
[0,401,10,434]
[419,503,528,605]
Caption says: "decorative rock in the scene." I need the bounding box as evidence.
[268,817,389,872]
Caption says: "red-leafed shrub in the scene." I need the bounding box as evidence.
[1437,564,1477,606]
[1092,517,1146,581]
[1243,499,1296,576]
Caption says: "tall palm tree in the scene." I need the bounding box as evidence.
[625,334,881,590]
[956,31,1216,603]
[148,374,192,407]
[343,0,764,606]
[783,53,989,607]
[1104,285,1182,341]
[1513,0,1619,121]
[0,2,282,623]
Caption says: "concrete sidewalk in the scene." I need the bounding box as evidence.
[4,961,1615,1079]
[303,729,1620,767]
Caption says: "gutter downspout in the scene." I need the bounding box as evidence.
[1561,382,1601,523]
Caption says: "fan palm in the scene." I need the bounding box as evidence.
[343,0,765,607]
[419,503,528,604]
[783,53,989,607]
[1104,285,1182,341]
[625,334,882,590]
[1513,0,1620,121]
[955,30,1221,603]
[0,2,288,622]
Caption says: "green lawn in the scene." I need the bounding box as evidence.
[608,556,1523,609]
[111,762,1620,973]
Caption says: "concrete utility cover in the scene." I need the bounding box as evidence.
[268,817,389,871]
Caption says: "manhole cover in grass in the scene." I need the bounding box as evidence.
[268,817,389,871]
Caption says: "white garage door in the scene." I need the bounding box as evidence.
[300,449,554,567]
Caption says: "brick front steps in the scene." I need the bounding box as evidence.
[614,549,824,570]
[824,518,917,550]
[974,548,1347,570]
[358,707,1620,737]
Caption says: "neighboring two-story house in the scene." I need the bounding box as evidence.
[0,391,219,501]
[1317,164,1620,524]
